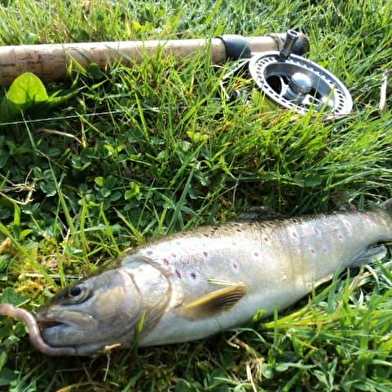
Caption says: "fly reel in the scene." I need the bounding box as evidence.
[221,30,353,119]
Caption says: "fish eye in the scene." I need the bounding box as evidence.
[62,284,90,304]
[70,286,82,297]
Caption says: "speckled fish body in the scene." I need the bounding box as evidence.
[36,200,392,355]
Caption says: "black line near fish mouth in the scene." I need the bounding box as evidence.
[37,318,65,329]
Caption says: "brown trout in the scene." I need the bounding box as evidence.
[33,200,392,355]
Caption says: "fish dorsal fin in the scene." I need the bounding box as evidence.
[234,207,283,222]
[178,284,247,321]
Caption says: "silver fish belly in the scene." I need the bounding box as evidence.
[33,200,392,355]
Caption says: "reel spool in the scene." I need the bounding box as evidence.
[221,30,353,119]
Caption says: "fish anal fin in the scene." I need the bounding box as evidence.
[349,244,387,268]
[178,284,247,321]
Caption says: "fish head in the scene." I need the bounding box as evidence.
[36,256,171,355]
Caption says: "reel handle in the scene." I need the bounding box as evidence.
[278,30,300,62]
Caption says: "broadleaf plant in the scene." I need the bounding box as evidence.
[0,72,77,121]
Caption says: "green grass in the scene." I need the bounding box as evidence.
[0,0,392,390]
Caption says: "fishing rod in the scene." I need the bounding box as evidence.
[0,30,353,119]
[0,32,309,85]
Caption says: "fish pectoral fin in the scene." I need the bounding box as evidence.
[178,284,247,321]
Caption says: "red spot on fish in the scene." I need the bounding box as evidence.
[175,269,182,279]
[344,221,351,228]
[292,232,298,238]
[235,228,243,233]
[190,272,197,280]
[254,252,260,257]
[232,261,239,270]
[338,235,344,241]
[310,247,316,254]
[263,236,270,242]
[203,251,208,258]
[163,258,170,266]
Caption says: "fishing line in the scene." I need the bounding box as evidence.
[0,102,189,127]
[0,108,128,127]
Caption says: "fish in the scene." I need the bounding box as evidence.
[31,199,392,356]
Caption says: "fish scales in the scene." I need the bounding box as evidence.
[33,200,392,355]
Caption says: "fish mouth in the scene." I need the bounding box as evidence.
[35,315,77,348]
[35,311,99,348]
[35,310,100,347]
[36,310,98,330]
[37,318,66,330]
[35,312,117,355]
